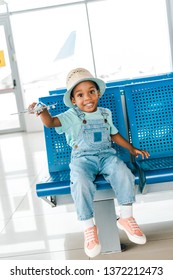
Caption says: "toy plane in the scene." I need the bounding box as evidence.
[11,102,57,115]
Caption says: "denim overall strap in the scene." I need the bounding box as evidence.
[74,107,86,123]
[74,107,109,124]
[99,107,109,123]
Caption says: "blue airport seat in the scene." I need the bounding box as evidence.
[124,78,173,192]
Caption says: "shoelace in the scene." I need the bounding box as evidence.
[84,227,98,243]
[128,218,142,234]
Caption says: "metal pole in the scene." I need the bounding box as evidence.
[85,2,97,77]
[165,0,173,70]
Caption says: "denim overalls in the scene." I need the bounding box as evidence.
[70,107,135,221]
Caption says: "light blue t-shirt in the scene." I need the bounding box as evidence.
[55,107,118,147]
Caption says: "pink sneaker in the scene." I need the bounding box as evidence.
[117,217,146,245]
[84,225,101,258]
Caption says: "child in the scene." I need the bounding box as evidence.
[29,68,150,258]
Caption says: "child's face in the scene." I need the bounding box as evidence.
[71,81,100,112]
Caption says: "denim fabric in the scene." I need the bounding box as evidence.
[70,108,135,221]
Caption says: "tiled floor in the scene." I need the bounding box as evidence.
[0,131,173,260]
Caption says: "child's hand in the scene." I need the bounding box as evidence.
[28,102,47,116]
[28,102,37,114]
[130,147,150,159]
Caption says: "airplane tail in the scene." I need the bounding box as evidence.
[54,31,76,60]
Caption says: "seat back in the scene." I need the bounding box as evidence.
[124,78,173,161]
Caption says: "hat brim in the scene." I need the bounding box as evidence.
[63,77,106,108]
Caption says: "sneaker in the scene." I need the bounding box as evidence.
[84,225,101,258]
[117,217,146,245]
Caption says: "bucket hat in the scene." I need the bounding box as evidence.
[63,68,106,107]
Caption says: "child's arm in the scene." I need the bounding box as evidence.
[28,102,61,128]
[111,133,150,159]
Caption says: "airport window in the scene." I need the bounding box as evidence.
[10,3,93,103]
[87,0,171,80]
[5,0,173,104]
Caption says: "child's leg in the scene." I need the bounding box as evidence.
[70,156,101,257]
[101,155,135,205]
[101,155,146,245]
[70,156,98,221]
[81,218,95,230]
[120,204,133,218]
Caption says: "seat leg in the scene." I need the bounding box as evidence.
[94,198,122,253]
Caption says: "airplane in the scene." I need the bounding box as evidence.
[0,31,76,90]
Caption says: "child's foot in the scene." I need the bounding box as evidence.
[117,217,146,245]
[84,225,101,258]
